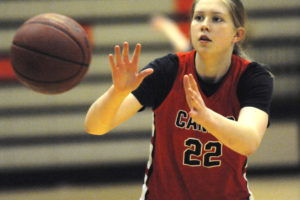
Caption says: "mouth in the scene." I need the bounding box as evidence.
[199,35,212,42]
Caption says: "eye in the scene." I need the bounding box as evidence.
[194,15,204,21]
[212,16,223,22]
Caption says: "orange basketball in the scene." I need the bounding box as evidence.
[10,13,92,94]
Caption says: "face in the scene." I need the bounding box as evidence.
[190,0,243,55]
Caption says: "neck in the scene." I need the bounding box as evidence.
[195,50,233,83]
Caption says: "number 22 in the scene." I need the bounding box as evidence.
[183,138,222,167]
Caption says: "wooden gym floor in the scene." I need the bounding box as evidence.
[0,175,299,200]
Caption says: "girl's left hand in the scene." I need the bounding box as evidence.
[183,74,208,122]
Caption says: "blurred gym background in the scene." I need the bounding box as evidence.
[0,0,299,199]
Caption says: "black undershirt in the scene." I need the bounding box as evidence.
[132,53,274,115]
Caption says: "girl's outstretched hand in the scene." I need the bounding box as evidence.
[183,74,208,122]
[109,42,153,94]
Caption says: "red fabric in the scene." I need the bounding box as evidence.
[81,24,93,45]
[142,51,252,199]
[174,0,194,38]
[0,57,17,80]
[177,22,191,39]
[174,0,194,14]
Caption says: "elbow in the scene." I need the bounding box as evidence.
[85,126,107,136]
[244,143,259,156]
[84,119,109,136]
[244,132,262,156]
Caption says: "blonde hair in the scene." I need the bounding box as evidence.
[191,0,249,59]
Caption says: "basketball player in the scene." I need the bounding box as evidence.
[85,0,274,199]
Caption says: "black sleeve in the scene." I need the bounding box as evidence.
[237,62,274,115]
[132,54,179,110]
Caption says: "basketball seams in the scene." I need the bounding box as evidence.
[25,21,89,65]
[11,44,87,84]
[12,41,89,67]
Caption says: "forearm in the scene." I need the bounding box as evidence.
[200,108,261,156]
[85,85,130,135]
[85,42,153,135]
[183,74,265,156]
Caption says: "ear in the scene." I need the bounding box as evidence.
[233,27,246,44]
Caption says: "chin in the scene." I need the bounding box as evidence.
[196,46,212,54]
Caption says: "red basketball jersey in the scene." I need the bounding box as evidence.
[140,50,253,200]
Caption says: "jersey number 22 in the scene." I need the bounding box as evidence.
[183,138,222,167]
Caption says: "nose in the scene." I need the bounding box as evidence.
[200,18,210,32]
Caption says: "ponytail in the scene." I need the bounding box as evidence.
[233,42,251,61]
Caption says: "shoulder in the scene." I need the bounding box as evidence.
[146,50,194,73]
[132,53,180,110]
[141,53,180,87]
[237,62,274,114]
[145,53,179,71]
[240,62,274,84]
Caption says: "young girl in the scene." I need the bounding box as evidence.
[85,0,274,199]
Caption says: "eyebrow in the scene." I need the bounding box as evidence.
[194,11,225,15]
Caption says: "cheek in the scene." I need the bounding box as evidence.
[190,24,199,41]
[215,28,235,43]
[190,22,197,34]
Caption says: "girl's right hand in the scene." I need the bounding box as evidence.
[109,42,153,94]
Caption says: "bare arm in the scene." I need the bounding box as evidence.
[85,42,153,135]
[183,74,268,156]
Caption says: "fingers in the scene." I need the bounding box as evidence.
[183,74,194,109]
[132,43,141,65]
[189,74,199,91]
[108,53,116,72]
[114,45,122,65]
[183,74,204,112]
[138,68,154,82]
[110,42,141,65]
[113,42,129,67]
[183,74,191,94]
[184,73,198,92]
[183,74,196,99]
[122,42,129,63]
[188,88,202,108]
[184,74,200,96]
